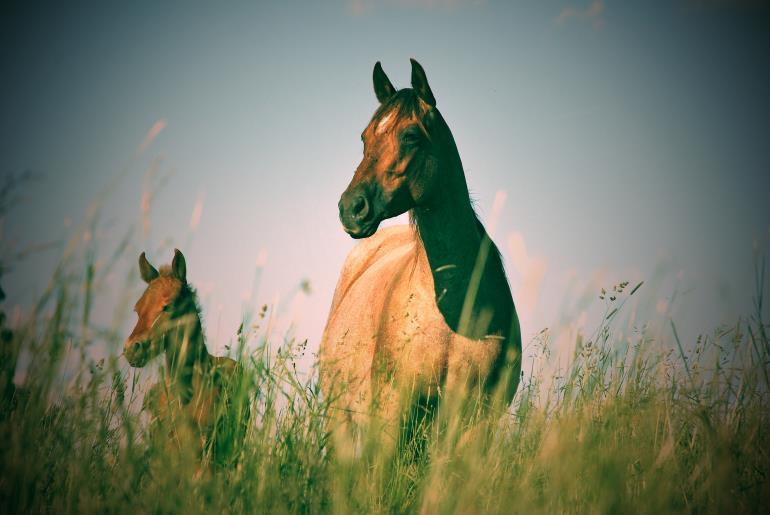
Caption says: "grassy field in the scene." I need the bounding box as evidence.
[0,208,768,514]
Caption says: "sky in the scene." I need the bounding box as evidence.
[1,1,769,370]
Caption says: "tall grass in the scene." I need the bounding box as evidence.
[0,205,768,513]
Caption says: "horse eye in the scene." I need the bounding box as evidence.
[400,130,422,146]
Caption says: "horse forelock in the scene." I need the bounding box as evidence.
[135,276,180,311]
[370,90,427,131]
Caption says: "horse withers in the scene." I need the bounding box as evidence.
[124,249,249,469]
[321,59,522,450]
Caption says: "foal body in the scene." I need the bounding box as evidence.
[125,250,248,467]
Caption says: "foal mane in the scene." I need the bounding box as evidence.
[155,265,206,339]
[177,282,205,333]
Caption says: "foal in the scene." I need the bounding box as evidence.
[124,249,249,468]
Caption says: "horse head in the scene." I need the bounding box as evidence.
[124,249,190,367]
[338,59,456,239]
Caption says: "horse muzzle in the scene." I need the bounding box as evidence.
[338,190,381,239]
[124,339,151,367]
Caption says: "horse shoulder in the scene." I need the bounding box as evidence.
[326,225,418,319]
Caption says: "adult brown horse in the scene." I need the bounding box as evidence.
[320,59,521,446]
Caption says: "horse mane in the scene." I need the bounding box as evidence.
[378,87,510,282]
[401,103,508,281]
[180,282,205,335]
[156,265,207,341]
[410,205,507,278]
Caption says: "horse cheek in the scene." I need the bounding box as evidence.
[407,157,437,205]
[408,178,427,205]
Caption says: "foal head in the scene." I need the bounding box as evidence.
[124,249,198,367]
[339,58,457,239]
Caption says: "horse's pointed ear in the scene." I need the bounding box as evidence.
[171,249,187,283]
[410,58,435,107]
[139,252,159,283]
[373,61,396,104]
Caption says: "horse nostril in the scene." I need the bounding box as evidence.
[350,195,369,220]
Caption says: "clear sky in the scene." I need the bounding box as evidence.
[2,1,769,367]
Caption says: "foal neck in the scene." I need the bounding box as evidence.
[164,286,211,379]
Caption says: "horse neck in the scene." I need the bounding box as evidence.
[164,287,210,376]
[412,132,512,339]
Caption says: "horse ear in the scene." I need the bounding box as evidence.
[373,61,396,104]
[139,252,159,283]
[172,249,187,283]
[410,58,435,107]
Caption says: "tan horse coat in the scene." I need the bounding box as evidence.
[320,225,504,436]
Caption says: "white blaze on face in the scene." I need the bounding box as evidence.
[376,110,396,134]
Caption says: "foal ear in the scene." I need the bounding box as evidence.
[373,61,397,104]
[171,249,187,283]
[410,58,436,107]
[139,252,159,283]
